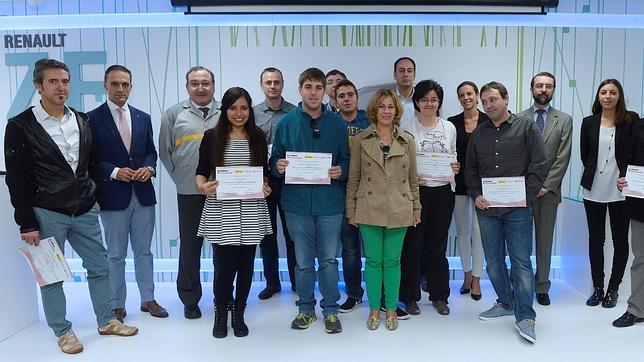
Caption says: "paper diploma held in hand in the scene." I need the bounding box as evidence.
[481,176,527,207]
[622,165,644,199]
[416,151,457,182]
[216,166,265,200]
[18,237,72,287]
[285,151,332,185]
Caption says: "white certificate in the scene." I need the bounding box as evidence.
[215,166,264,200]
[482,176,527,207]
[622,165,644,199]
[285,151,332,185]
[416,151,457,182]
[18,237,72,287]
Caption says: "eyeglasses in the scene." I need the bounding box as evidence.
[310,119,320,139]
[534,83,554,90]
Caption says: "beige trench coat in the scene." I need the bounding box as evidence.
[346,125,421,228]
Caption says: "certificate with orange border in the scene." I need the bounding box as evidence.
[416,151,457,182]
[622,165,644,199]
[216,166,264,200]
[482,176,527,207]
[18,237,72,287]
[285,151,332,185]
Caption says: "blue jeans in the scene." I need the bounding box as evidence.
[100,193,156,309]
[285,212,342,316]
[477,207,536,321]
[34,204,113,336]
[341,215,364,299]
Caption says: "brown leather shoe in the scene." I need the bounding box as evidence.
[432,300,450,315]
[58,329,83,354]
[141,300,169,318]
[113,308,127,322]
[98,319,139,336]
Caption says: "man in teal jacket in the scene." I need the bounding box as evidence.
[270,67,349,334]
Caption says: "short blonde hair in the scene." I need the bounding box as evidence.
[366,89,403,126]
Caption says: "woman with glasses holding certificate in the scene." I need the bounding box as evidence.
[346,89,420,331]
[580,79,637,309]
[195,87,272,338]
[400,79,459,316]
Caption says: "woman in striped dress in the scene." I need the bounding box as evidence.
[196,87,272,338]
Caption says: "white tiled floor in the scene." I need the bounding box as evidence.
[0,280,640,362]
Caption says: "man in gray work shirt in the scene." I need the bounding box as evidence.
[159,65,221,319]
[253,67,296,299]
[465,81,547,344]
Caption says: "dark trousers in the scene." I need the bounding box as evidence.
[583,199,630,291]
[214,244,256,306]
[399,224,421,303]
[260,174,296,288]
[176,194,215,306]
[341,216,364,299]
[400,185,455,303]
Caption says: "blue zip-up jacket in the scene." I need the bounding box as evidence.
[270,103,350,216]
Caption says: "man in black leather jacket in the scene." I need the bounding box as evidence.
[4,58,138,354]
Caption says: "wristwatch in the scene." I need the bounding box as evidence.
[146,166,156,177]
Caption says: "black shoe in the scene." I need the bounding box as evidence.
[536,293,551,306]
[339,297,363,313]
[258,284,281,300]
[471,293,482,301]
[586,287,604,306]
[212,305,228,338]
[612,311,644,328]
[459,285,471,294]
[395,307,410,320]
[184,304,202,319]
[602,289,618,308]
[231,304,249,337]
[379,305,410,320]
[404,301,421,315]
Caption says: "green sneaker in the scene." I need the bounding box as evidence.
[291,312,317,329]
[324,314,342,334]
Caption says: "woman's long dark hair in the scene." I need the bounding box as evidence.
[591,79,633,126]
[210,87,267,170]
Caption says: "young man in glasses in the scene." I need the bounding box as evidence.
[270,67,350,334]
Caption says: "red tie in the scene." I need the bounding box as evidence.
[117,107,131,153]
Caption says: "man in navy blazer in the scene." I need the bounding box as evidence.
[88,65,168,322]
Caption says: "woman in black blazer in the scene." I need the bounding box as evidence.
[447,81,491,301]
[580,79,636,309]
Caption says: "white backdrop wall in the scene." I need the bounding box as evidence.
[1,1,643,283]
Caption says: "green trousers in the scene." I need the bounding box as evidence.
[359,224,407,311]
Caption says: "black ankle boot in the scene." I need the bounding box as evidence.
[231,303,249,337]
[602,289,619,308]
[586,287,604,307]
[212,304,228,338]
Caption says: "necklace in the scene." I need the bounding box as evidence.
[599,127,615,174]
